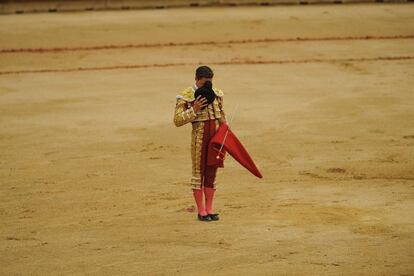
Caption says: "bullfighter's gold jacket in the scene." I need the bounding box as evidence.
[173,84,226,190]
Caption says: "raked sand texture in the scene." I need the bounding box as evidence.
[0,3,413,275]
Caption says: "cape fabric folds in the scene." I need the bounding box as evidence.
[207,123,263,178]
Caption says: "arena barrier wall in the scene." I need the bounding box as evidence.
[0,0,411,14]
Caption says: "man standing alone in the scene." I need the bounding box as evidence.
[173,66,226,222]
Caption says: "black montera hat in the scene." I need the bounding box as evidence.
[194,81,215,108]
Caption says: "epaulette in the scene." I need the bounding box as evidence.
[175,87,195,102]
[213,87,224,98]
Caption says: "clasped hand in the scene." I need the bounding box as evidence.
[192,95,208,113]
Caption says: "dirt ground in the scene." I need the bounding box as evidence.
[1,3,414,275]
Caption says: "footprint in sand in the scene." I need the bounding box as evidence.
[149,156,161,160]
[5,236,20,241]
[330,140,346,143]
[326,167,346,173]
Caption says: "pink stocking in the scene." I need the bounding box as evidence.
[192,189,207,216]
[204,187,216,214]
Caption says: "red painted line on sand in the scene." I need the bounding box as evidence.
[1,35,413,54]
[0,56,412,75]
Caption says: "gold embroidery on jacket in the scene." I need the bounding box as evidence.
[173,86,226,189]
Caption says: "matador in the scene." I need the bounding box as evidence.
[173,66,226,222]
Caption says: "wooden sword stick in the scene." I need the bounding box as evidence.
[216,103,239,159]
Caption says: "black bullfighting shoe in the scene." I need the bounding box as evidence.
[207,213,219,221]
[198,214,212,222]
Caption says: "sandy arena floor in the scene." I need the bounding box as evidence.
[0,3,414,275]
